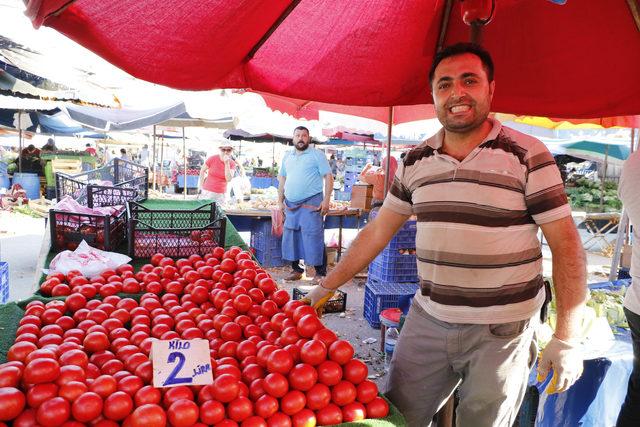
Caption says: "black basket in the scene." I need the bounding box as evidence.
[293,288,347,313]
[49,208,127,252]
[127,201,227,258]
[56,158,148,205]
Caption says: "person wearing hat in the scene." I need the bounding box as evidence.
[199,143,237,204]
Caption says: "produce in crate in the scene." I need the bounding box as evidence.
[19,245,389,425]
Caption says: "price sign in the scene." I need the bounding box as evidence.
[151,339,213,388]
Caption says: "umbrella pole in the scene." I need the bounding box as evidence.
[272,137,275,169]
[600,144,609,211]
[183,126,187,200]
[383,107,394,197]
[159,132,165,192]
[18,112,23,174]
[631,128,636,153]
[152,125,157,191]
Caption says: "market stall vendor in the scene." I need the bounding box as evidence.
[359,156,398,205]
[17,144,43,174]
[278,126,333,281]
[199,143,237,204]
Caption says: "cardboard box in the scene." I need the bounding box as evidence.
[350,184,373,210]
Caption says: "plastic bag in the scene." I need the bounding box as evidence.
[48,240,131,277]
[270,207,283,237]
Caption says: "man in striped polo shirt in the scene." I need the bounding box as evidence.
[304,43,587,426]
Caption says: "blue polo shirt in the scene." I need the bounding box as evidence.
[279,147,331,203]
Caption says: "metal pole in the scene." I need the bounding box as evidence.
[152,125,157,191]
[18,111,23,173]
[600,144,609,211]
[272,137,275,168]
[183,126,187,200]
[383,106,394,197]
[159,131,165,192]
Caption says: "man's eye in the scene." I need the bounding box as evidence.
[465,79,477,85]
[438,83,450,90]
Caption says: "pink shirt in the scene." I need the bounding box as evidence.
[203,155,236,193]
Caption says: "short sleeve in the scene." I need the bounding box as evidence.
[524,141,571,224]
[205,156,214,168]
[382,161,413,216]
[279,154,288,177]
[619,151,640,226]
[316,151,331,176]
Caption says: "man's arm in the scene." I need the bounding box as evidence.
[540,216,587,341]
[320,173,334,215]
[322,207,410,290]
[277,175,286,212]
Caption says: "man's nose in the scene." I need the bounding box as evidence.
[451,81,467,98]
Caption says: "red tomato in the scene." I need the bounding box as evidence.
[24,358,60,384]
[36,397,70,426]
[291,409,316,427]
[129,404,166,427]
[7,341,37,363]
[150,254,165,266]
[292,306,316,323]
[341,402,366,422]
[221,322,242,342]
[199,400,225,425]
[220,259,237,273]
[0,366,21,388]
[288,364,317,392]
[316,361,342,387]
[366,397,389,418]
[83,332,110,352]
[59,381,88,401]
[299,340,327,366]
[305,383,331,411]
[262,373,289,398]
[343,359,368,385]
[134,385,162,406]
[266,349,294,375]
[267,412,292,427]
[328,340,354,365]
[315,403,343,426]
[212,374,240,403]
[162,386,194,407]
[90,375,118,398]
[242,364,265,384]
[241,416,268,427]
[71,392,103,423]
[280,390,306,416]
[227,397,253,423]
[168,399,199,427]
[312,329,338,348]
[258,278,277,295]
[254,395,279,419]
[356,380,378,404]
[26,383,58,408]
[103,391,133,421]
[331,381,356,406]
[296,315,323,339]
[0,387,25,421]
[260,300,278,318]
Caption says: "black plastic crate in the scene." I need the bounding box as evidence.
[127,201,226,258]
[292,287,347,313]
[56,158,148,205]
[49,208,127,252]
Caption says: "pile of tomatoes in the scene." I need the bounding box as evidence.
[0,246,389,426]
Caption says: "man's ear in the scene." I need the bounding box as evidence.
[489,80,496,100]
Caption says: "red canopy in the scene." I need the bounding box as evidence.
[25,0,640,118]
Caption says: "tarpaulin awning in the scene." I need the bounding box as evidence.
[223,129,292,144]
[544,139,631,166]
[61,102,187,132]
[157,112,238,129]
[322,127,376,143]
[24,0,640,118]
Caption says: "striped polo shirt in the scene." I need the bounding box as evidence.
[383,119,570,324]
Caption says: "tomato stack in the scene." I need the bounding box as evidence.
[0,246,390,426]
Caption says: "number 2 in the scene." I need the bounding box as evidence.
[163,352,193,386]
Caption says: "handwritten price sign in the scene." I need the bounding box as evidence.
[151,339,213,388]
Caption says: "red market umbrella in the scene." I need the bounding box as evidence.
[24,0,640,119]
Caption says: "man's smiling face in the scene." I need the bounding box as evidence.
[431,53,495,134]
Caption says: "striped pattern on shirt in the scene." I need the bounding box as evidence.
[383,120,571,324]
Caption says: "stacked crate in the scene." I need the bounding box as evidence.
[364,209,420,328]
[0,262,8,303]
[250,219,284,267]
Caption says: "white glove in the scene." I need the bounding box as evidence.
[301,283,335,316]
[537,335,583,394]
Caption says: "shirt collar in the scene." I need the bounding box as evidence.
[425,118,503,150]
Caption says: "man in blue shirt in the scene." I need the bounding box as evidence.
[278,126,333,281]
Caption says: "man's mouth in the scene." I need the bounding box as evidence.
[449,105,471,113]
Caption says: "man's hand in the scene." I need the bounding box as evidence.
[537,336,583,394]
[301,282,335,317]
[319,199,330,215]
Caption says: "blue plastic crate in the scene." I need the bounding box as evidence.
[0,262,8,303]
[369,249,418,283]
[363,279,419,328]
[250,220,284,267]
[254,248,285,267]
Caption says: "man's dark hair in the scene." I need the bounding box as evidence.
[293,126,309,134]
[86,143,91,147]
[120,148,126,154]
[428,42,494,86]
